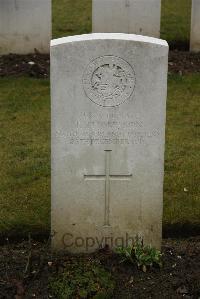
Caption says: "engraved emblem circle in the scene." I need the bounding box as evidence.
[83,55,136,107]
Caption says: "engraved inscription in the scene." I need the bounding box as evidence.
[56,112,161,146]
[83,56,136,107]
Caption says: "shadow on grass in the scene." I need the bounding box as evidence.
[168,40,190,51]
[0,222,200,246]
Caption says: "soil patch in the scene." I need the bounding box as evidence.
[169,51,200,75]
[0,51,199,79]
[0,237,199,298]
[168,40,190,52]
[0,53,50,79]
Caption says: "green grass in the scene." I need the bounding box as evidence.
[0,75,199,235]
[163,74,200,227]
[0,0,199,236]
[52,0,92,39]
[0,78,50,235]
[52,0,191,45]
[161,0,191,45]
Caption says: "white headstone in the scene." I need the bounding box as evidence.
[190,0,200,52]
[51,33,168,253]
[0,0,51,54]
[92,0,161,38]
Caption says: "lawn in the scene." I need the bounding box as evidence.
[52,0,192,45]
[52,0,92,38]
[0,75,199,236]
[161,0,191,45]
[0,78,50,235]
[164,74,200,229]
[0,0,199,237]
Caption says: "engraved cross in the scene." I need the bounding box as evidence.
[84,150,132,226]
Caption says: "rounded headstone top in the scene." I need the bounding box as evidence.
[51,33,168,48]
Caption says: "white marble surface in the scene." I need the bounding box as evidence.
[190,0,200,52]
[51,33,168,253]
[0,0,51,54]
[92,0,161,38]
